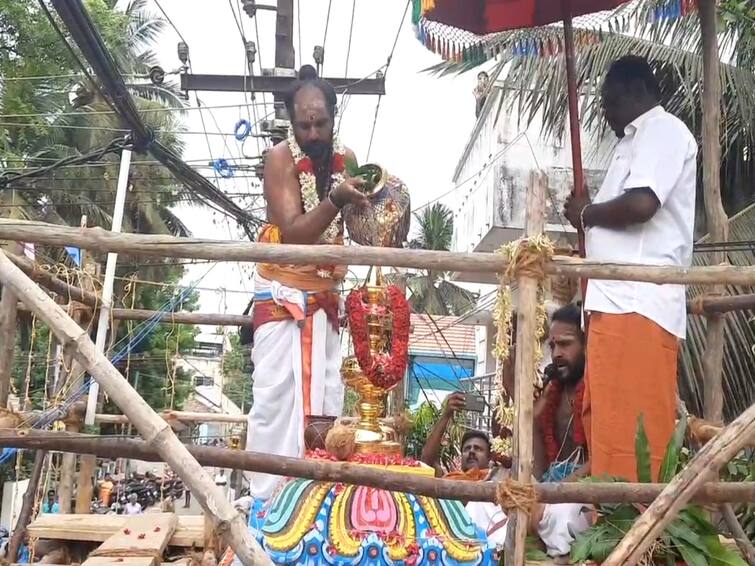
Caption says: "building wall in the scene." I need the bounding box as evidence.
[451,88,614,272]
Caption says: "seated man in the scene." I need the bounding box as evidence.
[421,397,494,480]
[427,304,592,558]
[533,303,589,481]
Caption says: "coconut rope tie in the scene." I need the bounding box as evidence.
[496,478,538,515]
[501,236,554,283]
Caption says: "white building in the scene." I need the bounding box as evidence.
[450,84,612,380]
[176,331,244,444]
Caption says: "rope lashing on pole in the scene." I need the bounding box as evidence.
[493,236,554,425]
[497,478,538,514]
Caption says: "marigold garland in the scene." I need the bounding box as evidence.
[493,236,554,427]
[536,379,586,464]
[346,284,410,389]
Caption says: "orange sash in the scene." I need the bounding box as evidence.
[257,224,347,293]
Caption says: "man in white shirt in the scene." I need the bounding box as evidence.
[124,493,143,515]
[564,55,697,481]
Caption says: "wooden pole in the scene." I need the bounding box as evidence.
[7,449,46,562]
[0,250,271,566]
[3,428,755,505]
[6,250,98,307]
[505,172,547,566]
[57,305,85,515]
[602,399,755,564]
[15,293,755,331]
[699,0,729,424]
[0,242,21,407]
[2,219,755,286]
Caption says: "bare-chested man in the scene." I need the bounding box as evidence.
[245,65,367,504]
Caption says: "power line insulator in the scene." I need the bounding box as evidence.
[242,0,257,18]
[177,42,189,65]
[245,41,257,71]
[149,66,165,85]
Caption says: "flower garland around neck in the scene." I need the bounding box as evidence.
[536,378,586,464]
[346,285,410,389]
[288,132,346,244]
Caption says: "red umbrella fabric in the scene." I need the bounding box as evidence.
[416,0,629,33]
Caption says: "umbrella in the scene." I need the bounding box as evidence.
[413,0,696,256]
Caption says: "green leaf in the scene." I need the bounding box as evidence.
[344,157,360,177]
[679,506,718,536]
[667,519,707,554]
[673,538,710,566]
[635,413,652,483]
[525,536,548,561]
[659,413,687,482]
[701,534,749,566]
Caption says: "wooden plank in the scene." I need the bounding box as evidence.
[26,514,203,548]
[90,513,177,559]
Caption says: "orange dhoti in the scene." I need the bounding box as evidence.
[582,312,678,481]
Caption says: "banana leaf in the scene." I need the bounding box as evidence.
[635,413,652,484]
[659,412,688,483]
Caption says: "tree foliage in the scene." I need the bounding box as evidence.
[428,0,755,220]
[221,332,253,413]
[0,0,202,417]
[405,203,478,316]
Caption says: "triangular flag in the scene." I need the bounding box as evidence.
[65,246,81,267]
[23,243,35,260]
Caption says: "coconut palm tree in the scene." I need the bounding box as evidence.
[422,0,755,418]
[0,0,190,238]
[427,0,755,221]
[405,203,478,316]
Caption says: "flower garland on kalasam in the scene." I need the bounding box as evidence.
[346,285,410,389]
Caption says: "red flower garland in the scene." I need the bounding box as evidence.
[294,153,346,176]
[346,285,410,389]
[536,379,586,464]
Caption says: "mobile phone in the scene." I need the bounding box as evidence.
[464,392,486,413]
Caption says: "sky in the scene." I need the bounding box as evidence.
[147,0,485,317]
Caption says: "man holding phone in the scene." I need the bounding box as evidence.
[420,391,491,480]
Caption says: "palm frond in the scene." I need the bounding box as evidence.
[410,203,455,251]
[437,280,478,315]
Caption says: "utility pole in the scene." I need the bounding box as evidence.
[180,0,385,144]
[274,0,294,124]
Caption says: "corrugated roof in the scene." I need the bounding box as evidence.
[409,313,477,358]
[681,203,755,421]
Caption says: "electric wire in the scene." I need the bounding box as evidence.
[366,0,411,160]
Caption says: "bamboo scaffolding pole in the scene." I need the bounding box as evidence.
[17,304,252,327]
[0,243,21,407]
[6,250,98,307]
[14,292,755,332]
[7,449,46,562]
[3,428,755,505]
[0,251,271,566]
[2,219,755,285]
[699,0,729,425]
[506,172,546,566]
[602,399,755,564]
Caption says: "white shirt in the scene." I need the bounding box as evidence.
[124,502,142,515]
[585,105,697,338]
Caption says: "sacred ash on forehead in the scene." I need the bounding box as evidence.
[294,98,328,122]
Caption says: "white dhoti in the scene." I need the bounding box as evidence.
[246,275,344,500]
[466,500,592,557]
